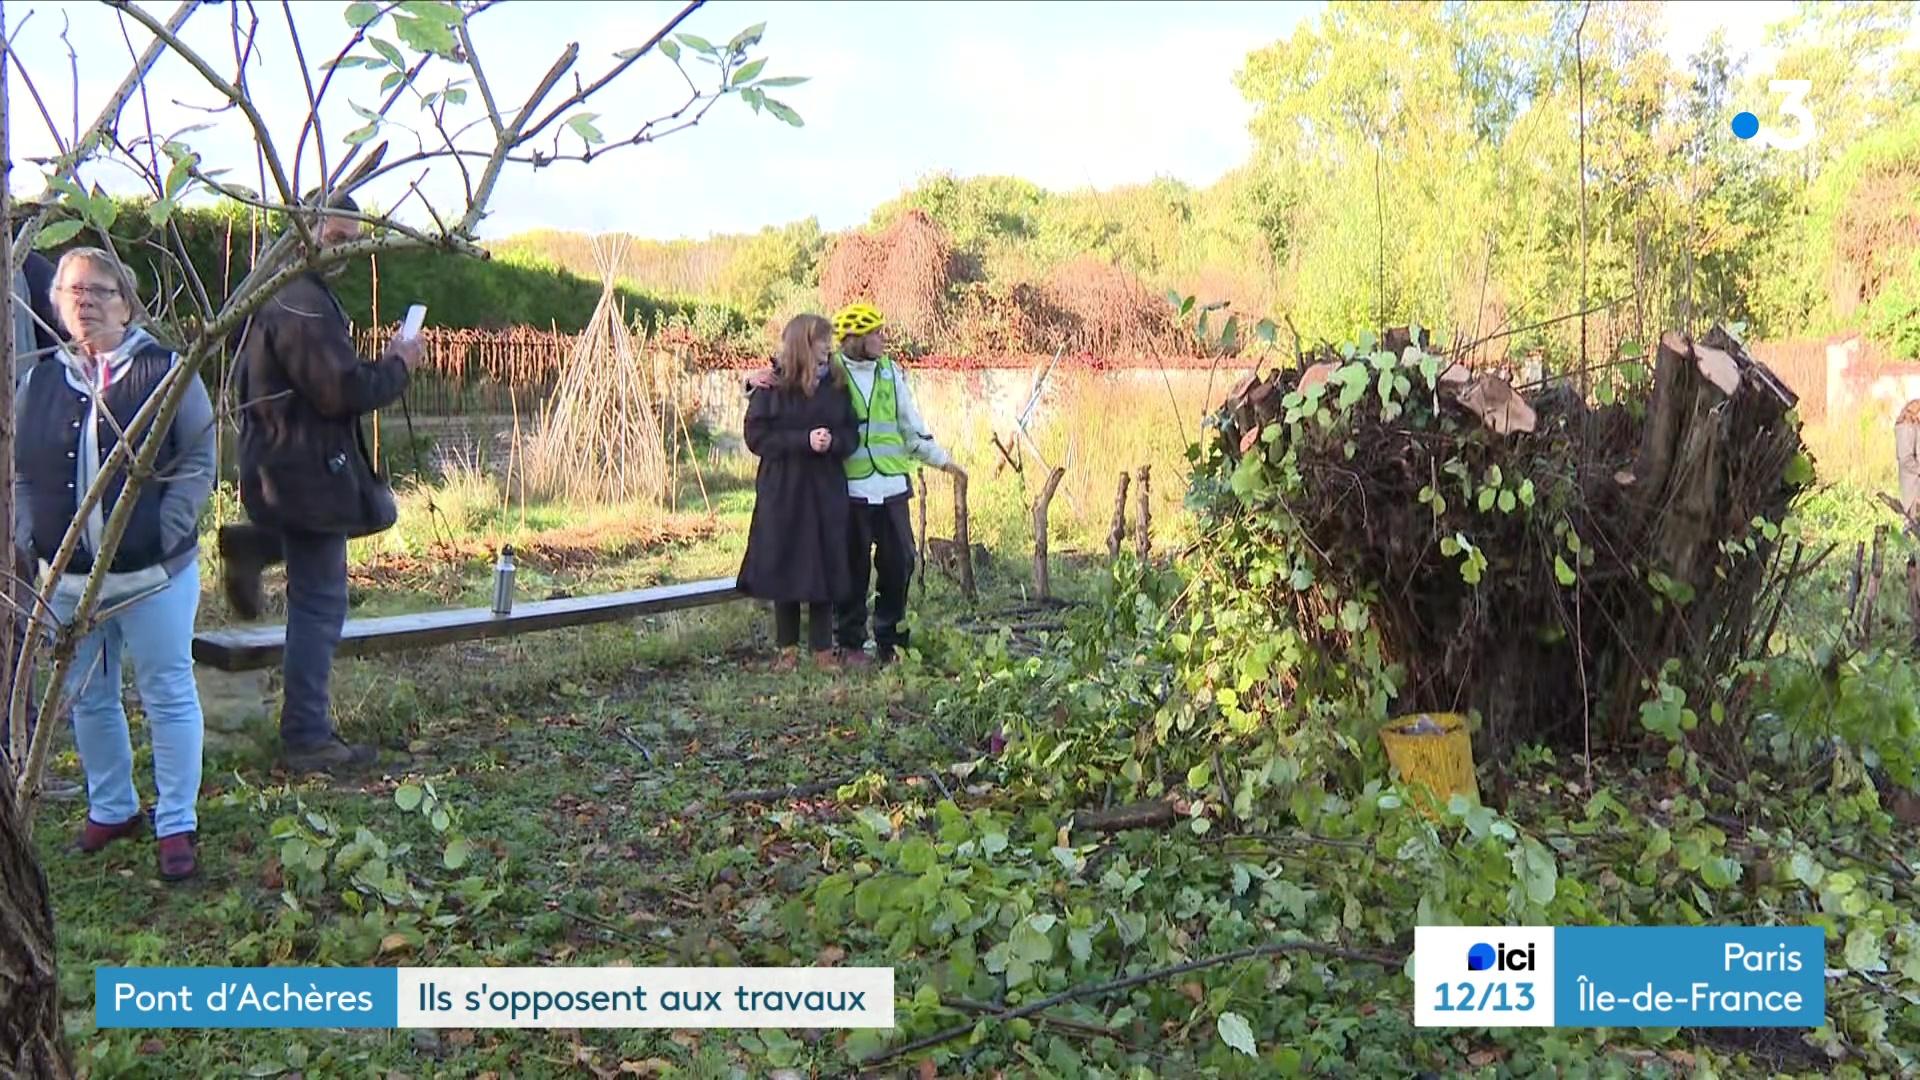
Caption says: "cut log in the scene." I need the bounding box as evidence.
[1072,800,1176,833]
[1107,471,1131,564]
[1033,467,1067,600]
[1633,331,1694,502]
[1657,362,1729,584]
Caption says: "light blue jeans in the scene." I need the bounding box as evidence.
[51,560,205,837]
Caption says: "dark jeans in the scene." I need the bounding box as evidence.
[280,530,349,750]
[775,602,833,651]
[835,498,915,654]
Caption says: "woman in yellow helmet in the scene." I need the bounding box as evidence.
[747,302,965,665]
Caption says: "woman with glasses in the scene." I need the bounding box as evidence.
[13,247,216,880]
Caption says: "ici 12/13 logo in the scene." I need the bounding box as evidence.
[1467,941,1535,973]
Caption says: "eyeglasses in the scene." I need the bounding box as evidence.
[59,285,121,301]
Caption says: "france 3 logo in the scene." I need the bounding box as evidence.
[1732,81,1816,152]
[1413,926,1555,1028]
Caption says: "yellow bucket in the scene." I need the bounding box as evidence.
[1380,712,1479,815]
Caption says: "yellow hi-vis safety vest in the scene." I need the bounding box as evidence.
[836,354,917,480]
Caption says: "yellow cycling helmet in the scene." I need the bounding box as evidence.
[832,302,885,341]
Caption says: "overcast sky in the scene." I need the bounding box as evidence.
[6,0,1799,241]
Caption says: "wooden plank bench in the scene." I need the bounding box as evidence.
[191,577,743,672]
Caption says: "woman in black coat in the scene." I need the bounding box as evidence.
[737,314,859,670]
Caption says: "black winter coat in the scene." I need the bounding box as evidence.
[232,272,409,537]
[736,370,859,605]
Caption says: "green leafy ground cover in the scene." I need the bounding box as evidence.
[29,427,1920,1079]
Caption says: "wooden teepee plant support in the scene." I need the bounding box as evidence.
[522,238,671,507]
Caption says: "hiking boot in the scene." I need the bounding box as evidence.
[157,832,197,881]
[77,812,144,853]
[770,647,800,673]
[217,524,284,621]
[281,736,378,776]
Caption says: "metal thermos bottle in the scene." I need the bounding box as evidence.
[491,545,516,615]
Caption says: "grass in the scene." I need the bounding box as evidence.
[35,490,1104,1077]
[31,399,1913,1077]
[35,417,1149,1077]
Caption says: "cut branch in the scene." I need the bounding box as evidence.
[859,938,1403,1072]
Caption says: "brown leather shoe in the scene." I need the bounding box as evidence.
[771,647,800,673]
[77,813,144,853]
[157,832,197,881]
[838,648,873,669]
[812,648,841,671]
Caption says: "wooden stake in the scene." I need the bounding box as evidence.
[1108,471,1131,564]
[1134,465,1152,562]
[1844,541,1867,640]
[370,251,381,470]
[1907,556,1920,655]
[916,471,928,595]
[953,472,976,602]
[1033,466,1067,600]
[1859,524,1888,647]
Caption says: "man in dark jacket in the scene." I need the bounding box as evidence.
[219,193,418,774]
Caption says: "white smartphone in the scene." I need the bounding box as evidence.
[401,304,427,342]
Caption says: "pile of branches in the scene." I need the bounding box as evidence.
[1208,326,1812,763]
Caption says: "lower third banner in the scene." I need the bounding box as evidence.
[95,967,896,1029]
